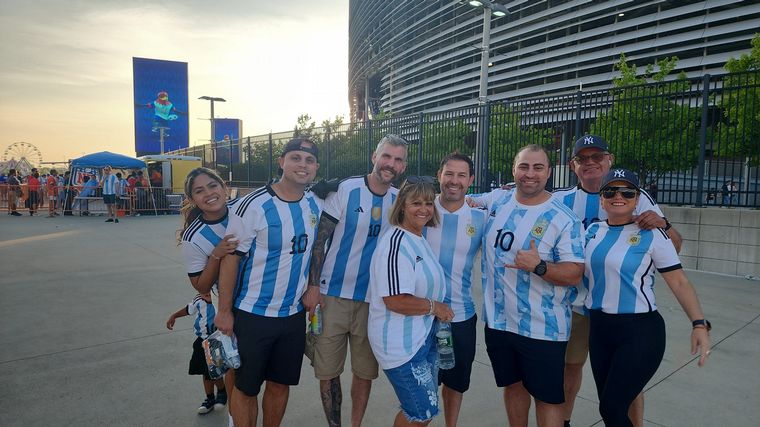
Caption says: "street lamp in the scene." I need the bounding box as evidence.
[198,96,226,145]
[467,0,509,191]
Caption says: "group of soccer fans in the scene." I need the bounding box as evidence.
[176,134,711,427]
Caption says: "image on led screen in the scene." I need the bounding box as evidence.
[214,118,242,165]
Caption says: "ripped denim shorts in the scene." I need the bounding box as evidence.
[383,326,439,422]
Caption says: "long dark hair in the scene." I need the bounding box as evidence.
[178,167,227,243]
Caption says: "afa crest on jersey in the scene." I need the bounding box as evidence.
[627,233,641,246]
[371,206,382,221]
[310,214,318,228]
[466,223,476,237]
[531,218,549,238]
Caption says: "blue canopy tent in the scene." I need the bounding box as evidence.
[66,151,156,215]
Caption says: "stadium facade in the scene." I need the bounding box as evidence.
[348,0,760,120]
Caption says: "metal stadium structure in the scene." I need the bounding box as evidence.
[348,0,760,120]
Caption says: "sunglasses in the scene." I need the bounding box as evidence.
[601,186,639,199]
[573,152,609,163]
[403,175,435,185]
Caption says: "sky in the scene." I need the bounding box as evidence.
[0,0,350,164]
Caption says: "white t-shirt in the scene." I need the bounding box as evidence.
[368,227,447,370]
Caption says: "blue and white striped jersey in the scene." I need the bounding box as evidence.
[584,221,681,314]
[552,185,664,313]
[181,201,235,277]
[423,197,487,322]
[188,294,216,339]
[368,227,448,369]
[481,192,585,341]
[319,176,397,302]
[102,174,118,195]
[227,186,322,317]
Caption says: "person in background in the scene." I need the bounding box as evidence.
[27,168,41,216]
[7,169,22,216]
[100,165,119,223]
[46,169,59,217]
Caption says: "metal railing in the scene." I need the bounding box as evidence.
[168,71,760,208]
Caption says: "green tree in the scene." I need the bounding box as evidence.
[589,54,699,186]
[719,33,760,166]
[293,113,316,137]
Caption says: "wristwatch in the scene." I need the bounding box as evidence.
[533,260,547,277]
[692,319,712,331]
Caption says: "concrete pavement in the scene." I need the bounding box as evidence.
[0,213,758,426]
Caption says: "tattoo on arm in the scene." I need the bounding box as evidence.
[319,377,342,427]
[309,215,337,286]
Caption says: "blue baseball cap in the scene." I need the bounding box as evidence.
[601,168,640,191]
[573,135,609,156]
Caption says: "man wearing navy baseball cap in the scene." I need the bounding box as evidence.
[552,135,682,427]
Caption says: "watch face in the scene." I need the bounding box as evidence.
[534,261,547,276]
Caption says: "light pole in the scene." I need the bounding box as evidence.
[467,0,509,191]
[198,96,226,145]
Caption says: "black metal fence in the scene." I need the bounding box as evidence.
[170,71,760,208]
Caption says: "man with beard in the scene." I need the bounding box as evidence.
[479,145,585,427]
[423,152,487,426]
[302,134,408,427]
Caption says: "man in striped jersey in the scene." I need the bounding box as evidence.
[100,165,120,223]
[481,145,585,427]
[215,138,322,427]
[301,134,407,427]
[423,152,487,427]
[553,135,683,427]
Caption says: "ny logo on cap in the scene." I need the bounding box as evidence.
[613,169,626,178]
[584,136,595,145]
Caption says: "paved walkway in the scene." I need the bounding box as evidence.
[1,214,758,426]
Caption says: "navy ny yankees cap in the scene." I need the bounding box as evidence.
[572,135,609,156]
[601,168,640,191]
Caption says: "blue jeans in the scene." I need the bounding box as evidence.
[383,326,439,422]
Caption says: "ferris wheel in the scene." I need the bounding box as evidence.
[3,142,43,166]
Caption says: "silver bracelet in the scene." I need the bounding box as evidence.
[427,298,435,316]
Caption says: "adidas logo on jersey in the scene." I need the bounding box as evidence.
[415,256,423,263]
[355,207,364,213]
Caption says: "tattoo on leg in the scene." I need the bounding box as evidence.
[320,377,342,427]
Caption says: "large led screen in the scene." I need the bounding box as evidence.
[133,57,189,156]
[214,118,242,166]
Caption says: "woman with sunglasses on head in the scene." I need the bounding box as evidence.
[178,167,238,422]
[583,168,711,427]
[368,176,454,426]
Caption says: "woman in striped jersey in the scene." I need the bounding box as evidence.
[583,168,711,427]
[179,167,238,423]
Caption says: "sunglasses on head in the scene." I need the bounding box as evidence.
[403,175,435,185]
[601,186,639,199]
[573,152,609,163]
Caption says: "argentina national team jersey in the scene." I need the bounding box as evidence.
[319,176,397,302]
[181,200,236,277]
[368,227,447,369]
[188,294,216,339]
[423,197,487,322]
[552,185,664,313]
[227,186,322,317]
[481,192,584,341]
[102,174,118,195]
[584,222,681,314]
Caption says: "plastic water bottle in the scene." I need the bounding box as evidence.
[310,304,323,335]
[436,321,455,370]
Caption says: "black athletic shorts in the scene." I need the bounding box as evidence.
[438,314,477,393]
[233,309,306,396]
[189,336,212,380]
[484,326,567,404]
[103,194,116,204]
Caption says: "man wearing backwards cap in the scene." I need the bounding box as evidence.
[552,135,682,427]
[216,137,322,427]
